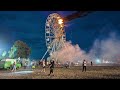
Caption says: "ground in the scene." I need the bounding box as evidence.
[0,66,120,79]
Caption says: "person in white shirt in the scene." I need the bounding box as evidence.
[82,60,87,72]
[41,60,46,73]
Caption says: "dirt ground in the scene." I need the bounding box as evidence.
[0,66,120,79]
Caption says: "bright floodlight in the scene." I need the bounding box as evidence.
[58,19,63,24]
[96,58,101,64]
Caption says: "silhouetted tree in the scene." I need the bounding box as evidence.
[11,40,31,59]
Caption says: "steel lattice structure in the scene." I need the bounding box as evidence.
[41,13,66,61]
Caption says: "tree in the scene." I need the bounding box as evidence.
[9,40,31,59]
[8,45,17,59]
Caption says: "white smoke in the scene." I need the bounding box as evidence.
[89,32,120,63]
[51,41,88,64]
[51,32,120,64]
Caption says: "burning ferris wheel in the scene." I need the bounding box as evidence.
[41,13,66,60]
[41,11,92,61]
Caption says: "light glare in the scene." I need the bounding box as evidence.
[58,19,63,24]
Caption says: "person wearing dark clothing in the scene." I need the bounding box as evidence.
[65,63,69,68]
[91,61,93,66]
[82,60,86,72]
[20,61,23,67]
[48,59,55,76]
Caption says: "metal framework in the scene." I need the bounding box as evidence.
[41,13,66,61]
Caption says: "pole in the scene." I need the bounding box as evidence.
[41,49,49,61]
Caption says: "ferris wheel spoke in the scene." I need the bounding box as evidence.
[51,41,56,55]
[49,39,56,55]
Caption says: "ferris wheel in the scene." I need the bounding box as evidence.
[41,13,66,60]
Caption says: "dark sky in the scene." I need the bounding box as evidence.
[0,11,120,60]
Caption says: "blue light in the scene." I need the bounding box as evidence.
[96,58,101,64]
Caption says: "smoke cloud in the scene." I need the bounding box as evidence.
[89,32,120,63]
[51,32,120,65]
[51,41,89,64]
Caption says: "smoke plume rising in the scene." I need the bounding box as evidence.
[51,32,120,65]
[89,32,120,64]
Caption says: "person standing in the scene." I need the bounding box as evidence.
[41,60,46,73]
[82,60,87,72]
[91,61,93,66]
[48,59,55,76]
[12,62,16,72]
[24,62,27,69]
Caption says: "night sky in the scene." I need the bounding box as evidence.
[0,11,120,60]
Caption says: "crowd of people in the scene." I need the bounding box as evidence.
[10,57,93,76]
[39,58,93,75]
[11,60,36,72]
